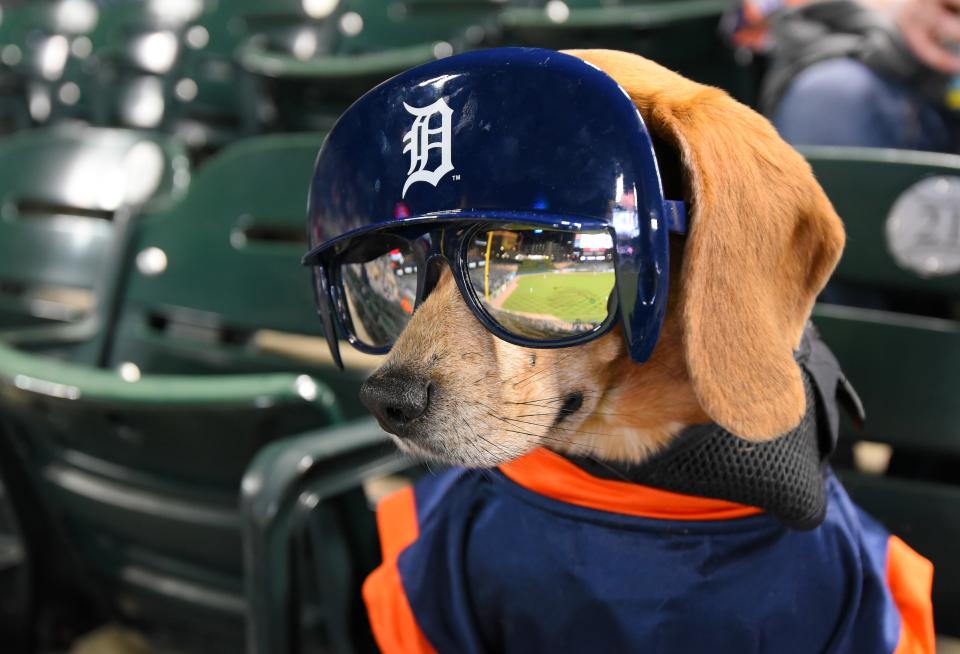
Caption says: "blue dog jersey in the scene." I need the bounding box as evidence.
[363,448,934,654]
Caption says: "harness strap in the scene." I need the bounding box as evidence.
[566,324,861,530]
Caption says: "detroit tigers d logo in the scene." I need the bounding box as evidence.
[402,98,454,198]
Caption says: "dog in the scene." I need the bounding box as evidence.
[304,48,935,653]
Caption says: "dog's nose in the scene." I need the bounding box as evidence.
[359,372,432,436]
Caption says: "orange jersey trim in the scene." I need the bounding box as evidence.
[362,486,437,654]
[499,447,763,521]
[888,535,935,654]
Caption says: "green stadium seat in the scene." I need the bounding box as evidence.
[491,0,755,102]
[804,146,960,636]
[242,417,409,654]
[175,0,317,142]
[0,0,100,128]
[104,133,378,417]
[0,340,344,652]
[0,125,188,362]
[0,130,383,651]
[80,2,201,130]
[236,0,503,131]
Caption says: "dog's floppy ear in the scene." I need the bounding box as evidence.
[566,49,845,441]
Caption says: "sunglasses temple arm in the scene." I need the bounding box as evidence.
[316,265,345,371]
[663,200,687,235]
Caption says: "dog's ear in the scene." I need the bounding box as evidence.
[566,49,845,441]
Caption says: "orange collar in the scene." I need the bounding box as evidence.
[499,448,763,521]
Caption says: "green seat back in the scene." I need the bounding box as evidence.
[84,3,191,129]
[805,146,960,635]
[0,126,186,347]
[237,0,505,131]
[242,418,406,654]
[107,134,369,415]
[335,0,500,54]
[176,0,334,139]
[0,341,343,652]
[0,1,100,127]
[493,0,755,102]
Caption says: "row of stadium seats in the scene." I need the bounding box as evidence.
[805,147,960,638]
[0,124,957,651]
[0,0,752,150]
[0,3,956,653]
[0,1,755,650]
[0,126,398,652]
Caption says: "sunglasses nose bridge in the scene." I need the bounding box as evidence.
[410,228,461,307]
[414,255,451,307]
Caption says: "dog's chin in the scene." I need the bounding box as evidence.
[385,428,535,468]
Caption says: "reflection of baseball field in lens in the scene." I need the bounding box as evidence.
[500,272,614,323]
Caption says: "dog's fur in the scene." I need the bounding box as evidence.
[367,50,846,467]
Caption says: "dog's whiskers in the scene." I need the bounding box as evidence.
[462,416,515,462]
[506,390,605,407]
[508,352,578,389]
[496,414,623,439]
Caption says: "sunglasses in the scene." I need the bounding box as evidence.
[304,211,685,358]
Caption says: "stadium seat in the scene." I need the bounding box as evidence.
[242,417,408,654]
[0,125,188,362]
[0,0,100,128]
[104,133,378,417]
[80,1,202,130]
[805,146,960,636]
[236,0,503,131]
[175,0,317,143]
[492,0,755,102]
[0,130,382,651]
[0,340,344,652]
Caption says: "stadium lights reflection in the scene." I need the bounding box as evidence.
[65,219,97,250]
[39,35,70,81]
[60,140,164,212]
[149,0,203,24]
[123,77,165,128]
[418,73,461,89]
[71,36,93,59]
[14,375,81,400]
[56,0,98,34]
[185,25,209,49]
[122,141,165,204]
[118,362,142,383]
[338,11,364,36]
[135,31,179,74]
[291,29,318,61]
[28,87,52,122]
[302,0,339,19]
[546,0,570,23]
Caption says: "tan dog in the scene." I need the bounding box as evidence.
[353,50,935,654]
[361,49,845,466]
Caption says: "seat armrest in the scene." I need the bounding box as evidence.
[241,417,409,654]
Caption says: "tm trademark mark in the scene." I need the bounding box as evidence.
[452,174,461,181]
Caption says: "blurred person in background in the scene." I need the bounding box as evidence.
[731,0,960,150]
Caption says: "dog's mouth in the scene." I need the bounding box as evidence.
[359,364,593,467]
[553,392,584,426]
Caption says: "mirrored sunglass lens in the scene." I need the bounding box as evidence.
[465,228,616,340]
[340,236,418,348]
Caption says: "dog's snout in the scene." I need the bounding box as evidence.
[360,372,432,436]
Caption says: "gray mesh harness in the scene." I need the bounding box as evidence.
[566,325,863,530]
